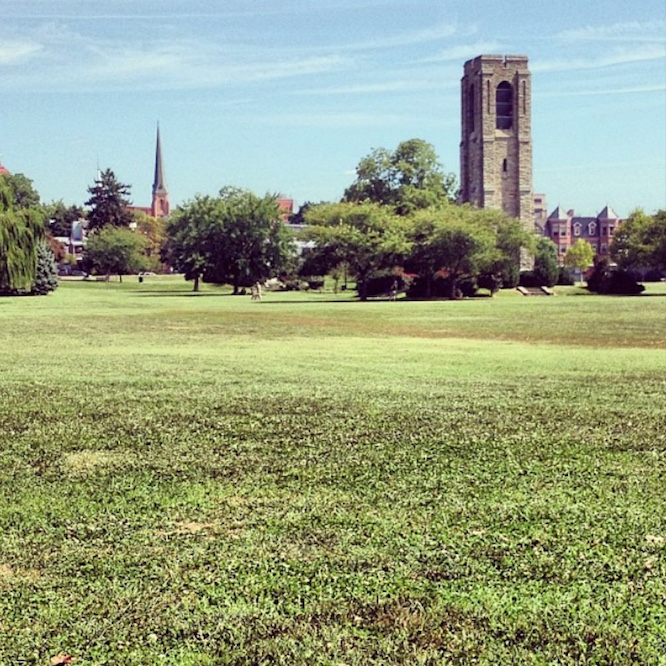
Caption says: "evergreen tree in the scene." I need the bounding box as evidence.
[31,241,59,295]
[85,168,133,232]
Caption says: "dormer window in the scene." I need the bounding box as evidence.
[588,222,597,236]
[496,82,513,130]
[573,223,581,236]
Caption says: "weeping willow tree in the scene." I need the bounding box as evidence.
[0,172,47,294]
[0,210,44,293]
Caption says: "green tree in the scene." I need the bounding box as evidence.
[163,188,295,293]
[532,237,560,287]
[205,188,296,293]
[84,226,148,281]
[343,139,457,215]
[477,210,535,292]
[31,241,59,295]
[564,238,595,278]
[611,208,666,272]
[85,169,133,232]
[132,211,167,272]
[303,202,411,300]
[44,200,85,237]
[407,205,495,299]
[162,195,220,292]
[0,173,41,210]
[0,175,46,294]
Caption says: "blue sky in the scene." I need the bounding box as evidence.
[1,0,665,217]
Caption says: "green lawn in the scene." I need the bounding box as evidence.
[1,278,665,665]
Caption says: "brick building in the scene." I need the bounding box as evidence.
[541,205,621,262]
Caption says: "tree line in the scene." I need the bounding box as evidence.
[1,138,665,297]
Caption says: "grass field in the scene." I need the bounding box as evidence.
[1,278,665,665]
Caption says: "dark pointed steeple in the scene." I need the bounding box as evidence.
[151,123,170,217]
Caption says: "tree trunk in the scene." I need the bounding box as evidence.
[193,275,200,292]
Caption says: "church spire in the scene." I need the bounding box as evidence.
[151,123,170,217]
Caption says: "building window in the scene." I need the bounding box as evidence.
[560,246,567,255]
[496,81,513,130]
[573,223,581,236]
[588,222,597,236]
[502,158,507,173]
[601,244,607,253]
[609,227,614,236]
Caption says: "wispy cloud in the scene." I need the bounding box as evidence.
[340,23,459,51]
[539,84,666,98]
[533,44,666,73]
[0,38,43,63]
[294,79,442,97]
[0,24,353,92]
[252,111,406,128]
[556,20,666,43]
[417,41,503,64]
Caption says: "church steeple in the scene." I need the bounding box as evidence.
[151,124,170,217]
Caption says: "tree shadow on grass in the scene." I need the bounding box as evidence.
[133,290,236,297]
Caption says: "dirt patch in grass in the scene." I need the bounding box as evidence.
[156,521,219,538]
[64,449,137,475]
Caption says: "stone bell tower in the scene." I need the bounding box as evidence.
[460,55,533,231]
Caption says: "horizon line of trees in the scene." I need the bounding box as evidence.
[1,138,665,297]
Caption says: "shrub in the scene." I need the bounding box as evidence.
[587,258,645,295]
[557,267,575,285]
[643,268,665,282]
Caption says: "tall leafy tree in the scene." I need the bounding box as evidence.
[163,188,295,293]
[407,205,495,299]
[611,208,666,272]
[84,226,148,282]
[0,173,41,210]
[302,202,411,300]
[532,237,560,287]
[205,188,295,293]
[44,200,85,237]
[162,195,219,292]
[85,168,133,232]
[343,139,457,215]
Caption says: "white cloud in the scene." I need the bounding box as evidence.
[532,44,666,73]
[252,111,406,128]
[538,84,666,98]
[0,24,353,92]
[417,41,503,64]
[0,38,43,63]
[556,20,666,43]
[293,79,442,97]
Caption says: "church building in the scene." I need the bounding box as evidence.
[128,124,170,218]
